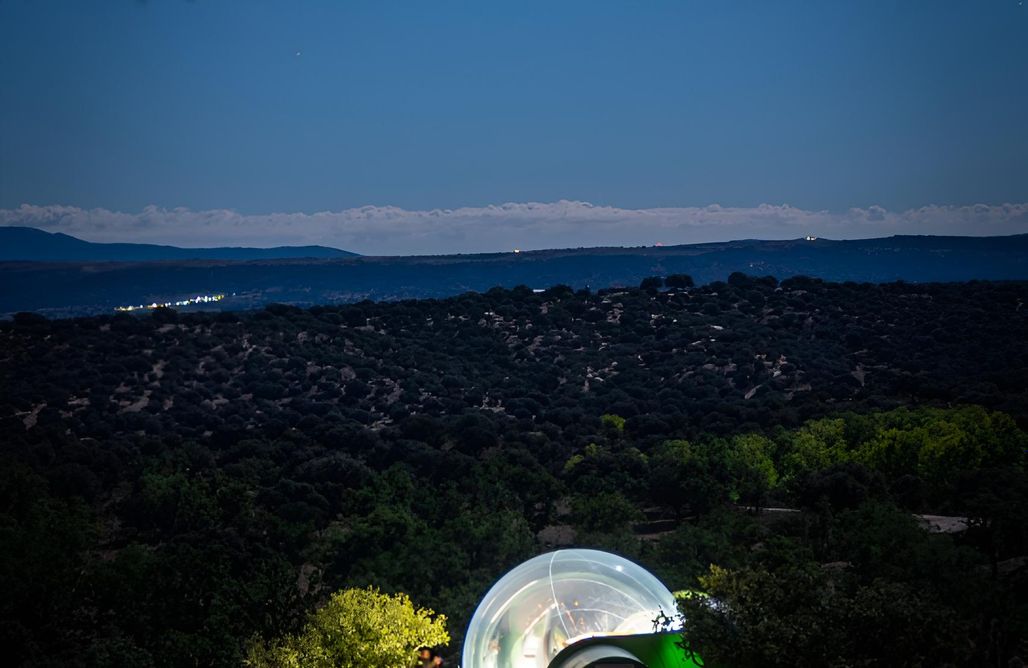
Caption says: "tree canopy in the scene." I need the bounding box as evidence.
[1,277,1026,665]
[245,587,448,668]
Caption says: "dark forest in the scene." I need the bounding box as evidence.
[2,275,1027,666]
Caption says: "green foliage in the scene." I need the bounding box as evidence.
[779,418,850,483]
[855,405,1026,491]
[649,439,730,517]
[245,587,449,668]
[570,491,642,533]
[134,470,218,532]
[650,509,756,587]
[600,413,626,434]
[726,433,777,511]
[682,563,973,668]
[0,461,96,664]
[958,467,1028,576]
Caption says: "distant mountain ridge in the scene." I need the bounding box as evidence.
[2,232,1027,317]
[0,226,357,261]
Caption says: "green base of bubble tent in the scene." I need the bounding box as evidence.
[547,631,705,667]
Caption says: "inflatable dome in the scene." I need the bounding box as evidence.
[462,549,679,668]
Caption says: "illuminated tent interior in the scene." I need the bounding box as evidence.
[462,549,684,668]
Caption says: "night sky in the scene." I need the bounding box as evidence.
[1,1,1026,253]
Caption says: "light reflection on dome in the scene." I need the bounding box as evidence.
[463,549,679,668]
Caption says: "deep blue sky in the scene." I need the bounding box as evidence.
[1,0,1026,216]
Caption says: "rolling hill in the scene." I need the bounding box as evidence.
[0,226,356,262]
[2,231,1027,317]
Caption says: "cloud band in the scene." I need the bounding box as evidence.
[3,201,1027,256]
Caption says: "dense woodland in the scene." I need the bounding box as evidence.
[1,275,1027,667]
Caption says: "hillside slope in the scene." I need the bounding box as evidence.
[1,278,1026,666]
[0,226,356,262]
[2,231,1028,314]
[2,233,1027,316]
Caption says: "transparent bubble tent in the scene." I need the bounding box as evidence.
[462,549,681,668]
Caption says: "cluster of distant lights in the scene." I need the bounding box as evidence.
[115,294,225,312]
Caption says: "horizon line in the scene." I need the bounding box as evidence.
[3,200,1028,256]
